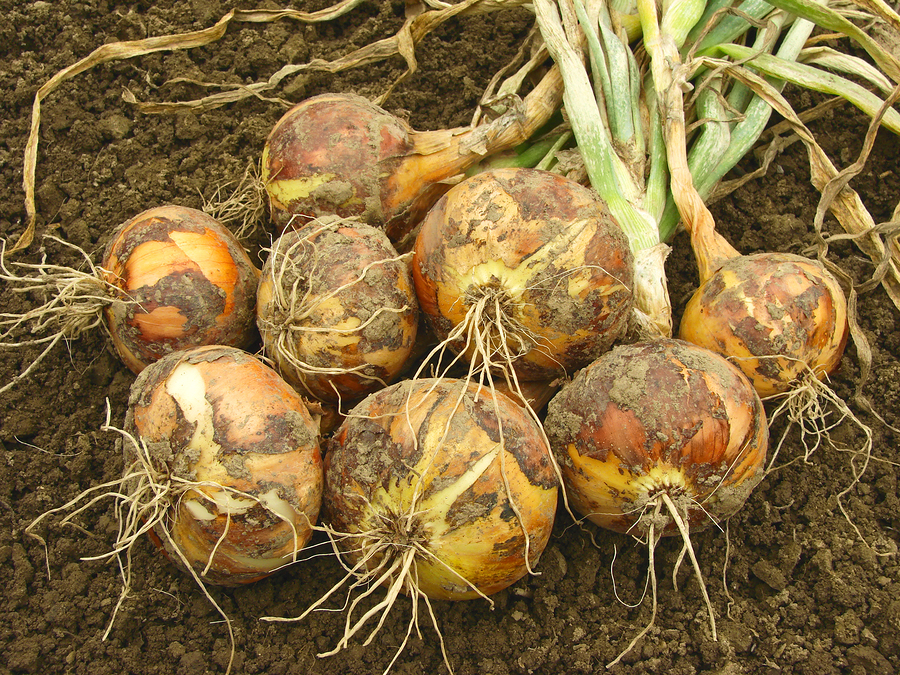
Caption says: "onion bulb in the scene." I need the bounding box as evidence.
[270,377,557,666]
[126,345,323,585]
[256,217,418,403]
[26,345,323,673]
[1,206,260,390]
[413,168,633,383]
[679,250,849,398]
[260,83,564,244]
[544,338,767,652]
[102,205,261,373]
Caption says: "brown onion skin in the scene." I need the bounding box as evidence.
[678,252,849,398]
[126,345,323,586]
[256,220,418,403]
[262,93,417,240]
[413,168,634,381]
[101,205,260,374]
[324,377,558,601]
[544,338,767,537]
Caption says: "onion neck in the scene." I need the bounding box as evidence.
[385,64,564,224]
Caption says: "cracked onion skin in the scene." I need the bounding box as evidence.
[678,252,849,398]
[544,338,767,536]
[413,168,634,381]
[101,205,260,374]
[126,345,323,586]
[256,219,418,403]
[324,377,558,601]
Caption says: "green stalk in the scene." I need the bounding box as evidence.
[657,11,815,239]
[533,0,659,253]
[686,0,778,52]
[763,0,900,83]
[712,44,900,134]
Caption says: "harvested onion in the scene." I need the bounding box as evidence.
[412,167,634,382]
[544,338,767,655]
[545,338,767,534]
[126,345,323,585]
[261,86,563,244]
[266,377,557,667]
[102,205,261,373]
[679,249,849,398]
[256,217,418,404]
[0,205,260,389]
[26,345,323,673]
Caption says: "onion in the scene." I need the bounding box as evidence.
[0,205,260,391]
[544,337,767,659]
[102,205,261,373]
[261,85,563,245]
[26,345,323,674]
[265,377,558,667]
[412,167,634,383]
[125,345,323,585]
[678,250,849,398]
[255,217,419,404]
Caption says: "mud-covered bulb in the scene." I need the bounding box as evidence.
[678,252,849,397]
[262,93,430,243]
[323,377,558,602]
[126,345,323,585]
[255,218,418,404]
[102,205,260,373]
[412,168,634,381]
[544,338,768,536]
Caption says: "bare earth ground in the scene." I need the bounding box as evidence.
[1,1,898,674]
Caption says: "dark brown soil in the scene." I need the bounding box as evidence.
[1,2,898,674]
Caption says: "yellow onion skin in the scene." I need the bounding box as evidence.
[126,345,323,586]
[256,220,418,403]
[413,168,634,381]
[101,205,260,374]
[544,338,767,537]
[262,93,416,239]
[324,378,558,601]
[678,252,849,398]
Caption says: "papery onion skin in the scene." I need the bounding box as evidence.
[413,168,634,381]
[324,377,558,600]
[261,93,416,239]
[126,345,323,586]
[678,252,849,398]
[256,220,418,403]
[101,205,260,374]
[544,338,767,536]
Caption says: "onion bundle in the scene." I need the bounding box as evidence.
[265,377,558,669]
[1,205,260,390]
[412,167,634,384]
[256,217,419,404]
[544,338,768,662]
